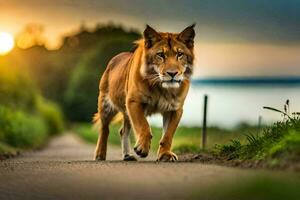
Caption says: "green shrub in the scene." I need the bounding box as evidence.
[0,106,48,148]
[36,96,64,135]
[216,139,242,159]
[269,130,300,161]
[0,65,65,153]
[0,68,47,149]
[0,67,37,111]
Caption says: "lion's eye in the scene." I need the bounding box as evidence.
[177,52,184,58]
[156,52,165,59]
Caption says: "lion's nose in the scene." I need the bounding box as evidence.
[166,71,178,78]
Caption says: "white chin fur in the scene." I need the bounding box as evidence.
[162,82,180,89]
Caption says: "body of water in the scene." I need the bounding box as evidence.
[148,80,300,128]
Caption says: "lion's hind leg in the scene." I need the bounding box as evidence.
[119,116,136,161]
[94,96,117,161]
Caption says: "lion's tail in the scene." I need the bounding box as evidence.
[92,112,123,132]
[92,113,102,131]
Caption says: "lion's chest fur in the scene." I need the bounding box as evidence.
[142,89,181,115]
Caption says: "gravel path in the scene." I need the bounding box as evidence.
[0,133,293,200]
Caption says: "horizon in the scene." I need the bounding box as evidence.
[192,76,300,85]
[194,75,300,79]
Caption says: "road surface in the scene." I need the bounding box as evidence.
[0,133,293,200]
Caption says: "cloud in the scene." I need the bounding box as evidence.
[2,0,300,44]
[104,0,300,44]
[50,0,300,44]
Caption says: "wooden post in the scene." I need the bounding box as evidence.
[202,95,208,149]
[258,115,262,129]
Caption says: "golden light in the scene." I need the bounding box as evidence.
[0,32,15,55]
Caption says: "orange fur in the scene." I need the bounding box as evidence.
[94,25,195,161]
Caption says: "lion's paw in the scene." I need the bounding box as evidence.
[134,138,151,158]
[123,154,137,161]
[157,151,178,162]
[94,154,106,161]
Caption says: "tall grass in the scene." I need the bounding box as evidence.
[217,100,300,164]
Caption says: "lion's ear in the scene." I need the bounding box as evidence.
[143,25,161,48]
[177,24,195,49]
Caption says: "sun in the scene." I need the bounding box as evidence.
[0,32,15,55]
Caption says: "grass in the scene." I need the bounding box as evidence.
[217,101,300,167]
[73,100,300,169]
[0,142,18,159]
[73,123,121,145]
[73,123,256,153]
[191,175,300,200]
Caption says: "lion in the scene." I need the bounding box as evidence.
[93,24,195,161]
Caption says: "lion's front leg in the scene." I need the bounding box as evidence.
[157,109,183,162]
[126,100,152,158]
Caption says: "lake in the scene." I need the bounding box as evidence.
[148,80,300,128]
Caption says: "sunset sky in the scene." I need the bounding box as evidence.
[1,0,300,77]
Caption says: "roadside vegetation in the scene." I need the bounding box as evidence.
[0,67,64,159]
[73,122,256,153]
[191,175,300,200]
[217,100,300,168]
[0,24,139,159]
[73,101,300,169]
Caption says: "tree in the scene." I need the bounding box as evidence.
[16,23,45,49]
[64,38,136,121]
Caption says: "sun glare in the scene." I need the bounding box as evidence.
[0,32,15,55]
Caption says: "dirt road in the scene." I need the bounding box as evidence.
[0,133,293,200]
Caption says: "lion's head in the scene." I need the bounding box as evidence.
[141,24,195,89]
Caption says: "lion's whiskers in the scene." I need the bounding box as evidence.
[146,74,161,87]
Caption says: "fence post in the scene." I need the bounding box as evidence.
[258,115,262,129]
[202,95,208,149]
